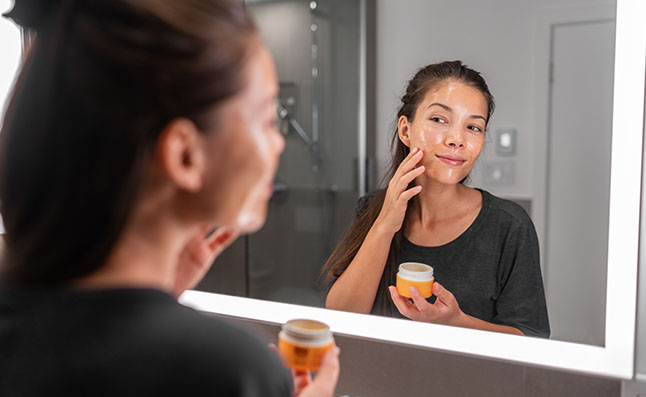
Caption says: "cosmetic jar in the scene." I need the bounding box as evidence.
[396,262,434,298]
[278,319,333,371]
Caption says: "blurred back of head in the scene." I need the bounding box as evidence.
[0,0,257,286]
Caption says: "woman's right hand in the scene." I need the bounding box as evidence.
[295,346,340,397]
[374,147,425,235]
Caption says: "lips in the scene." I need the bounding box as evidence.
[436,154,466,166]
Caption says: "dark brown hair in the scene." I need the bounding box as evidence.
[322,61,495,316]
[0,0,257,285]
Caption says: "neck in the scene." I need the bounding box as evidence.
[73,188,194,294]
[410,179,471,226]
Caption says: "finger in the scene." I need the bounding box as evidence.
[292,370,312,394]
[204,225,218,238]
[269,343,313,394]
[389,286,417,317]
[409,286,434,313]
[432,282,456,307]
[398,164,425,188]
[310,346,340,395]
[393,147,424,179]
[211,229,239,250]
[184,232,210,265]
[206,228,240,253]
[399,185,422,202]
[205,227,229,245]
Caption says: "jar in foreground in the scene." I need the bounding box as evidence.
[278,319,333,371]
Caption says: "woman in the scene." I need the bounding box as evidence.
[0,0,338,395]
[323,61,549,338]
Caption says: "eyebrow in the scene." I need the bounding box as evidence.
[426,102,487,122]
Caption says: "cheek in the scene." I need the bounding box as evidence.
[410,126,441,150]
[465,137,484,157]
[229,127,276,231]
[232,125,270,182]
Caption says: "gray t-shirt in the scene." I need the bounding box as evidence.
[359,189,550,338]
[0,287,293,396]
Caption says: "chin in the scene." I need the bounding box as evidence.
[431,173,468,186]
[235,207,267,234]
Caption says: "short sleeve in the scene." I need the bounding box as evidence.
[492,218,550,338]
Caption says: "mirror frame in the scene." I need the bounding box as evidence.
[181,0,646,379]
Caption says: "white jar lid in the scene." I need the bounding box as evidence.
[397,262,434,281]
[280,319,333,346]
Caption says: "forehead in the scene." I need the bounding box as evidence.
[420,80,488,114]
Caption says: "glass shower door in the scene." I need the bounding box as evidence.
[246,0,362,307]
[196,0,364,308]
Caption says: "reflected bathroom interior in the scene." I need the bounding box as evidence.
[196,0,364,307]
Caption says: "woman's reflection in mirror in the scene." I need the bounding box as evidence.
[323,61,549,338]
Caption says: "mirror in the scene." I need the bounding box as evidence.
[186,0,644,378]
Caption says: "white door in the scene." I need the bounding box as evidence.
[545,19,615,345]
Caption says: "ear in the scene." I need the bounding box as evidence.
[397,115,412,148]
[157,118,205,192]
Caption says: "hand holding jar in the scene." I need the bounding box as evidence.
[389,281,465,327]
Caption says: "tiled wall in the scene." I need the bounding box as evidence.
[212,314,621,397]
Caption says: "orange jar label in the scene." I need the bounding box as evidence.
[278,337,333,372]
[396,274,433,298]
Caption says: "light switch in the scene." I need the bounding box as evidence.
[483,161,515,185]
[495,128,517,156]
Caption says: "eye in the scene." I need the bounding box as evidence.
[430,117,447,124]
[468,125,483,133]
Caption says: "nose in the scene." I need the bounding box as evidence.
[445,126,465,149]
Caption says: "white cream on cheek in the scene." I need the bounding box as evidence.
[233,131,271,232]
[411,124,484,183]
[232,100,278,233]
[235,191,263,232]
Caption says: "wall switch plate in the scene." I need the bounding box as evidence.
[495,128,517,156]
[483,161,515,185]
